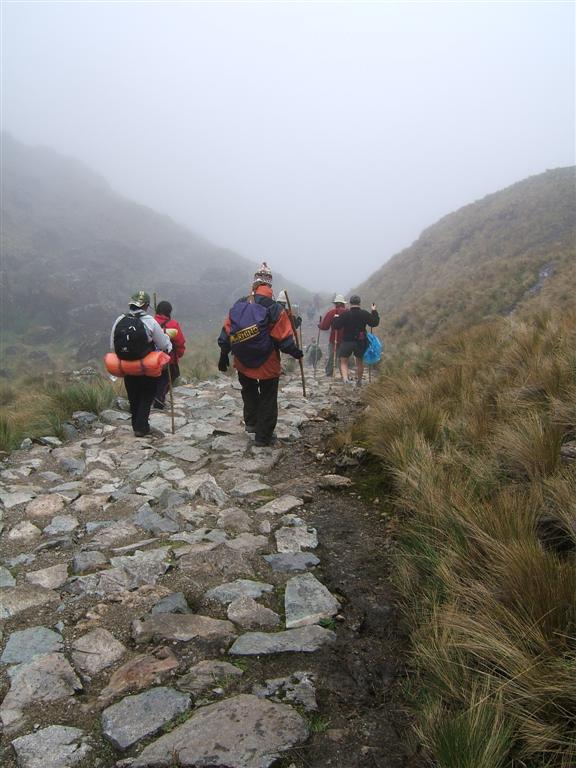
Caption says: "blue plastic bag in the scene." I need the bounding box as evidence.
[363,332,382,364]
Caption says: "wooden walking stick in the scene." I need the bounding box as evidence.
[313,315,322,378]
[153,292,175,434]
[283,290,307,398]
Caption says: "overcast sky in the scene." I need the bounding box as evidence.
[2,1,574,293]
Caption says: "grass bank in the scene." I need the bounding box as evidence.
[357,309,576,768]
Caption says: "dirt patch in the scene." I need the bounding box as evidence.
[266,393,423,768]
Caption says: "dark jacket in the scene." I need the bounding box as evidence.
[332,306,379,342]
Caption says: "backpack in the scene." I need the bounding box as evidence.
[113,315,153,361]
[363,332,383,365]
[229,299,274,368]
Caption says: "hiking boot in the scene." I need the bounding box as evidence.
[254,433,278,447]
[133,430,150,438]
[244,424,256,434]
[152,400,165,410]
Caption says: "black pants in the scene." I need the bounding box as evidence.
[237,372,279,444]
[124,375,157,434]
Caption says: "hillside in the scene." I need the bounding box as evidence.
[354,167,575,346]
[0,134,310,360]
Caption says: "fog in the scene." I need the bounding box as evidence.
[2,1,574,293]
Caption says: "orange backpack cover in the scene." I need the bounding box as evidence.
[104,351,170,378]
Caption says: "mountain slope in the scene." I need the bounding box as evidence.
[354,167,575,346]
[0,134,309,345]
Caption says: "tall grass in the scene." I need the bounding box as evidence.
[1,377,117,452]
[358,308,576,767]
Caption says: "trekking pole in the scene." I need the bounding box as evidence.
[167,364,175,434]
[283,290,307,398]
[154,292,175,434]
[313,315,321,378]
[332,339,337,380]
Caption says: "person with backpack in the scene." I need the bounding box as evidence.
[110,291,172,437]
[332,294,379,387]
[318,294,346,376]
[153,300,186,410]
[217,263,304,447]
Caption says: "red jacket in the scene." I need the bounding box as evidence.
[319,307,344,344]
[154,314,186,363]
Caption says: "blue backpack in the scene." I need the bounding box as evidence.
[363,332,383,365]
[229,299,274,368]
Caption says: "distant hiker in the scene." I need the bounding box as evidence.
[217,262,303,447]
[153,300,186,410]
[110,291,172,437]
[277,290,302,330]
[333,294,379,386]
[305,339,323,367]
[318,294,347,376]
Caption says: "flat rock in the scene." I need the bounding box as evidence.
[72,550,107,574]
[160,444,206,463]
[230,479,272,497]
[179,543,255,582]
[227,596,280,630]
[205,579,273,605]
[151,592,191,614]
[225,532,268,553]
[11,725,91,768]
[216,507,252,532]
[7,520,41,542]
[132,614,237,646]
[1,626,63,665]
[133,504,179,534]
[70,494,107,514]
[1,653,82,719]
[102,686,191,750]
[0,490,37,509]
[178,473,228,506]
[0,585,59,619]
[319,473,353,488]
[43,515,79,535]
[253,671,318,712]
[132,694,308,768]
[99,647,180,704]
[229,625,336,655]
[0,565,16,586]
[25,563,68,589]
[264,552,320,572]
[88,519,140,548]
[256,494,304,516]
[25,494,66,519]
[275,526,318,553]
[176,659,243,694]
[71,628,126,675]
[284,573,340,629]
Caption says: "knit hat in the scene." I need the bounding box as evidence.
[129,290,151,308]
[156,300,172,317]
[333,294,346,305]
[349,294,361,306]
[253,262,273,287]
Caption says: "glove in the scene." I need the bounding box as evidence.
[291,348,304,360]
[218,352,229,372]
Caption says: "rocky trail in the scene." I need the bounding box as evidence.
[0,373,418,768]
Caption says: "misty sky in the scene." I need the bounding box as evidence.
[2,1,574,293]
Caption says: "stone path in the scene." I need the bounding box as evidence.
[0,373,355,767]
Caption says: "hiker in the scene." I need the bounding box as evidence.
[318,294,347,376]
[333,294,379,386]
[153,300,186,410]
[305,338,323,367]
[217,262,303,447]
[110,291,172,437]
[277,290,302,330]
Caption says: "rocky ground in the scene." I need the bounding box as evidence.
[0,372,420,768]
